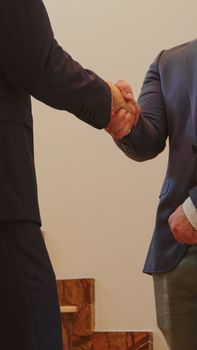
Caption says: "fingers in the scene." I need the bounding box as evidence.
[172,229,197,245]
[168,212,197,245]
[106,109,126,134]
[114,80,141,125]
[115,80,133,101]
[113,122,132,139]
[108,81,134,113]
[106,80,141,139]
[174,229,197,245]
[107,109,129,131]
[107,110,133,136]
[106,109,135,139]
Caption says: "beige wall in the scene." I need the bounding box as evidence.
[33,1,197,349]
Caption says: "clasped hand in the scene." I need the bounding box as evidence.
[169,204,197,245]
[106,80,141,140]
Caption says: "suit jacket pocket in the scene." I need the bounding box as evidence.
[159,177,170,198]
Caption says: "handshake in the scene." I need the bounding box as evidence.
[106,80,141,140]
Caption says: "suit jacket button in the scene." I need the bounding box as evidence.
[192,145,197,153]
[121,143,130,152]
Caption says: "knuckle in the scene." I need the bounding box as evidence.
[172,226,179,235]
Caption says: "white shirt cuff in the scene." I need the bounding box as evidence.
[183,197,197,230]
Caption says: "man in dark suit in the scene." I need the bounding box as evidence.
[112,40,197,350]
[0,0,138,349]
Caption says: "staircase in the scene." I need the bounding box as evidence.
[57,279,153,350]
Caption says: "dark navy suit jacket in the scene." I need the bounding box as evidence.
[0,0,111,224]
[116,40,197,273]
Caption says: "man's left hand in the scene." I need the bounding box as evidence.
[168,204,197,244]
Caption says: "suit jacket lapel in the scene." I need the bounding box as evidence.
[186,39,197,146]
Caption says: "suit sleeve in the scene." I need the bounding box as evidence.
[114,51,168,160]
[188,185,197,208]
[0,0,111,129]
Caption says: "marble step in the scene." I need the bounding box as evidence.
[57,279,153,350]
[60,306,78,314]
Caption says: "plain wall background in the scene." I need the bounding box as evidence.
[33,1,197,349]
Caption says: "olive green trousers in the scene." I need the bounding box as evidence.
[153,246,197,350]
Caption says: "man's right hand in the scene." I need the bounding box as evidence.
[106,81,140,139]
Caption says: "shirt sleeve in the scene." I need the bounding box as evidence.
[183,197,197,230]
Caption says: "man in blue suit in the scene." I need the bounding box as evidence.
[111,40,197,350]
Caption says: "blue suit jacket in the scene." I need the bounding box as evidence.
[116,39,197,273]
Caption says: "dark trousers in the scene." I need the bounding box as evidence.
[0,221,63,350]
[153,245,197,350]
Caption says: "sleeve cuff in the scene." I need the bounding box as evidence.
[183,197,197,230]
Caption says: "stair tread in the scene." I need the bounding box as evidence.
[60,305,78,314]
